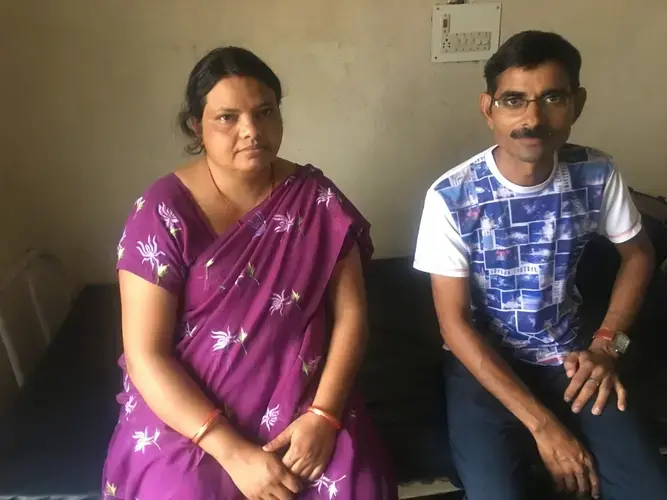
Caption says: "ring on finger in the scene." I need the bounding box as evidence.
[586,377,601,387]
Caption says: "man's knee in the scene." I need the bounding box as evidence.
[452,455,532,500]
[447,415,534,500]
[573,406,667,499]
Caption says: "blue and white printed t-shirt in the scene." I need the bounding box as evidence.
[414,144,642,366]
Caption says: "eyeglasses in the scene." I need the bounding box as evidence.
[492,91,572,115]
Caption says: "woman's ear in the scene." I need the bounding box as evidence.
[189,117,203,137]
[188,117,205,154]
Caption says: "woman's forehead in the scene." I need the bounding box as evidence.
[205,76,277,111]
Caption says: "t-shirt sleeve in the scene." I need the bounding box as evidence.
[413,188,469,277]
[597,164,642,244]
[116,190,187,294]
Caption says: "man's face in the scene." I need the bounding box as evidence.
[480,61,586,165]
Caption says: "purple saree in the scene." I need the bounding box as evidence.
[103,165,396,499]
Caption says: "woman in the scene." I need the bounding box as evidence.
[102,47,396,500]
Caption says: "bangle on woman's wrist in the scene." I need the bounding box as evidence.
[307,406,342,430]
[191,408,222,444]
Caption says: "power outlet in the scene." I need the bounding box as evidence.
[431,2,501,63]
[442,31,492,53]
[442,13,451,34]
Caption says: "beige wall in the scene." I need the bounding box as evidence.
[1,0,666,284]
[0,0,30,277]
[0,147,30,278]
[0,186,25,278]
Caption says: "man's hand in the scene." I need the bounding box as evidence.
[533,419,600,498]
[563,340,627,415]
[263,412,337,481]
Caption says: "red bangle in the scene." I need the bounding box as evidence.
[191,409,221,444]
[307,406,342,430]
[594,328,615,342]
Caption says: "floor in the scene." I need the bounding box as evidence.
[419,494,465,500]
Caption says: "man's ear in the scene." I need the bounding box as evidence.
[573,87,587,121]
[480,93,494,129]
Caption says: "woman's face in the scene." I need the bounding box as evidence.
[200,76,283,173]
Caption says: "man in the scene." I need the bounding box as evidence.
[414,30,667,499]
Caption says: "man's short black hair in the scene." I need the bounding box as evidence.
[484,31,582,96]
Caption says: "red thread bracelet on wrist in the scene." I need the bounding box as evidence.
[594,327,615,342]
[307,406,342,430]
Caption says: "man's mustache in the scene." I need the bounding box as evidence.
[510,126,552,140]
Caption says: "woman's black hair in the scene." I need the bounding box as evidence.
[178,47,283,155]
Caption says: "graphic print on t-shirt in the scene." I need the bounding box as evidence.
[434,147,611,365]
